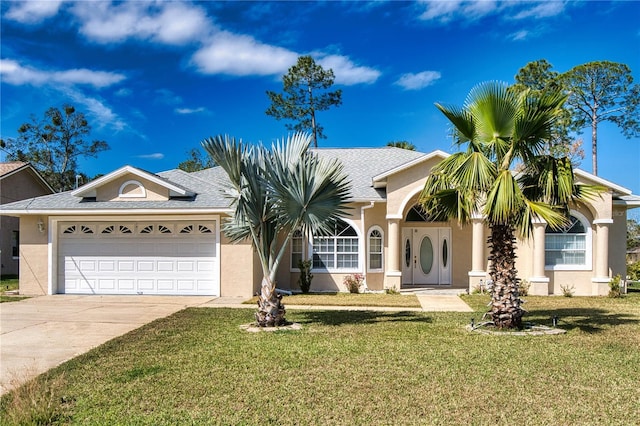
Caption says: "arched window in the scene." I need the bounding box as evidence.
[545,212,591,270]
[118,180,146,198]
[367,226,384,272]
[312,219,359,271]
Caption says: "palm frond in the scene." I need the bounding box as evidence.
[484,170,526,224]
[434,103,475,144]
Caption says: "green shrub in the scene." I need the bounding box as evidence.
[297,260,313,294]
[608,274,623,298]
[519,279,530,296]
[385,286,399,295]
[627,261,640,281]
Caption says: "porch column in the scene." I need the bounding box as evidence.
[385,218,401,290]
[529,219,550,295]
[468,215,486,292]
[592,219,613,295]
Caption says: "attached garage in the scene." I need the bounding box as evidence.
[57,221,219,296]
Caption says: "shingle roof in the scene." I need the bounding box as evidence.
[0,147,426,213]
[0,162,28,177]
[313,147,426,200]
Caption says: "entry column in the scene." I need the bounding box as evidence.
[468,215,486,292]
[592,219,613,295]
[385,218,401,290]
[529,219,550,295]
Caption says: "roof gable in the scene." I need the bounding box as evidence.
[71,165,195,198]
[0,162,55,193]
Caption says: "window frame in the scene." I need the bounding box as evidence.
[544,211,592,271]
[311,219,361,273]
[290,230,306,272]
[367,226,384,272]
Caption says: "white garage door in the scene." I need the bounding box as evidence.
[58,222,218,296]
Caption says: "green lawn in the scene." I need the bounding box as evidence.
[0,276,28,303]
[2,295,639,425]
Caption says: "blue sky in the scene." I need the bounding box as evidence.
[1,0,639,196]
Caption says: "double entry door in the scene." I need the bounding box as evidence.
[401,228,451,286]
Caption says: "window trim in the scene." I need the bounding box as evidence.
[311,218,361,273]
[544,210,592,271]
[367,225,384,273]
[289,230,308,272]
[118,180,147,198]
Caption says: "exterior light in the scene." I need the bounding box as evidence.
[37,218,45,234]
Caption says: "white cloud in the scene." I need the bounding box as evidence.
[175,107,208,115]
[4,0,65,24]
[0,59,125,88]
[192,31,298,76]
[509,30,529,41]
[394,71,442,90]
[136,153,165,160]
[513,1,566,20]
[64,87,127,132]
[72,1,211,45]
[418,0,566,23]
[316,54,381,85]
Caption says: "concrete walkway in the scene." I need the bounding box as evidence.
[1,292,472,395]
[201,293,473,312]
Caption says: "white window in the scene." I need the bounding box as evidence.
[313,219,359,271]
[291,230,304,270]
[367,226,384,272]
[545,212,592,270]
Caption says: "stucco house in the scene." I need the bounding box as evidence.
[1,147,638,297]
[0,162,54,277]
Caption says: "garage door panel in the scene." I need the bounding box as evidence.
[157,261,174,272]
[59,221,218,296]
[118,279,135,291]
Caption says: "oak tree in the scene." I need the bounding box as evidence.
[4,105,109,191]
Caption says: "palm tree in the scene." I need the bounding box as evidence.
[420,82,600,329]
[202,132,351,326]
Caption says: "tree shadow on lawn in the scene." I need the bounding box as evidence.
[526,308,639,333]
[293,310,432,327]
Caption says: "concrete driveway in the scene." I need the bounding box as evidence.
[0,295,214,395]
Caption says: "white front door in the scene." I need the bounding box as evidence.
[401,228,451,286]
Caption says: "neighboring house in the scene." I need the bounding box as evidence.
[1,148,638,297]
[0,162,54,277]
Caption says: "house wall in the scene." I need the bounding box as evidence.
[1,168,52,276]
[219,234,260,297]
[385,157,440,217]
[610,205,628,279]
[18,215,49,295]
[96,175,168,201]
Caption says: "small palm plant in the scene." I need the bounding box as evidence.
[421,82,601,329]
[202,132,350,326]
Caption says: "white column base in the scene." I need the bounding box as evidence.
[591,277,611,296]
[528,277,550,296]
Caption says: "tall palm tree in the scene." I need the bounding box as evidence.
[420,82,600,329]
[202,132,351,326]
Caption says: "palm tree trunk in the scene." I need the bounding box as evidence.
[255,276,287,327]
[487,223,524,329]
